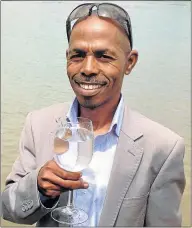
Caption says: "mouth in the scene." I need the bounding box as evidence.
[78,83,103,90]
[74,80,107,96]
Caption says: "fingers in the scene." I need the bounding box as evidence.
[38,185,61,198]
[47,160,82,180]
[39,181,61,192]
[53,168,82,181]
[41,172,88,190]
[37,160,89,199]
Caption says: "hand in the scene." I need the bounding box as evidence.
[37,160,88,198]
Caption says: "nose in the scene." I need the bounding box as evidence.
[80,55,99,77]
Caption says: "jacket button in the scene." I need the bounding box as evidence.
[24,203,29,211]
[30,200,33,205]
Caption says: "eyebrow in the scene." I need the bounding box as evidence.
[69,49,86,55]
[69,48,117,56]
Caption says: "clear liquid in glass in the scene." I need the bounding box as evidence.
[54,126,94,172]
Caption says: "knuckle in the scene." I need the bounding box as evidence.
[51,184,60,191]
[47,190,60,198]
[64,180,75,189]
[62,180,71,189]
[55,185,61,191]
[65,180,81,190]
[45,190,52,196]
[62,170,68,179]
[45,160,55,170]
[41,172,49,180]
[44,166,52,173]
[41,182,48,190]
[46,160,54,166]
[41,169,52,180]
[71,173,79,180]
[64,171,79,181]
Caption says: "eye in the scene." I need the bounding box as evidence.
[70,53,84,59]
[95,52,114,61]
[69,51,86,61]
[102,55,113,59]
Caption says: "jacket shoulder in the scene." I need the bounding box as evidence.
[27,102,71,129]
[126,108,185,167]
[32,102,70,118]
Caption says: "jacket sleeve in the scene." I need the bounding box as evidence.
[1,112,59,225]
[145,137,186,226]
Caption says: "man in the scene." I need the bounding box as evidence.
[2,2,185,227]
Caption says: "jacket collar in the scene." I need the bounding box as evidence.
[121,105,144,141]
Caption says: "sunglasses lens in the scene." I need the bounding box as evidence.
[98,4,130,34]
[69,4,93,21]
[98,4,132,46]
[98,4,127,21]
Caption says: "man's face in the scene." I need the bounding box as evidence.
[66,16,136,109]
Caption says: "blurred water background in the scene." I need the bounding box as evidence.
[1,1,191,226]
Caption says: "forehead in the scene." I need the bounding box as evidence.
[69,16,128,52]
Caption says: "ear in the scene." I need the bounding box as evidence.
[125,50,138,75]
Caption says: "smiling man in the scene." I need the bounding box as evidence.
[2,2,185,227]
[66,12,138,136]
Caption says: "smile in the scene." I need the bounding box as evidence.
[79,83,103,90]
[74,80,106,97]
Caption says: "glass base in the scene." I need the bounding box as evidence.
[51,205,88,225]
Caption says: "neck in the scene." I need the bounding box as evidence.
[79,95,121,135]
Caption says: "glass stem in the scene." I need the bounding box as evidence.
[67,190,73,207]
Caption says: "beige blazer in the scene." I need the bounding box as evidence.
[2,102,185,227]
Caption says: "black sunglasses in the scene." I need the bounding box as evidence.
[66,3,133,49]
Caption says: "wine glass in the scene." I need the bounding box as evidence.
[51,117,94,225]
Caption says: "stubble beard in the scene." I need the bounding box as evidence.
[79,96,111,110]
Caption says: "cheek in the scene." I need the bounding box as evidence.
[104,59,125,73]
[101,64,124,85]
[67,63,81,78]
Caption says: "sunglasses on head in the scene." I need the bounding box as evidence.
[66,3,133,49]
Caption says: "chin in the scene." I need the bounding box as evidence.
[78,97,107,110]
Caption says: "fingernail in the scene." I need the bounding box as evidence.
[84,182,89,188]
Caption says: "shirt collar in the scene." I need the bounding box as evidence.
[108,94,124,136]
[66,95,124,137]
[66,97,79,123]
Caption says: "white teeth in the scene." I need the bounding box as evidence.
[79,84,102,90]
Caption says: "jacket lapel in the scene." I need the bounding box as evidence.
[99,106,144,226]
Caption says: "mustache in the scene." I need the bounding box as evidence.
[73,75,107,85]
